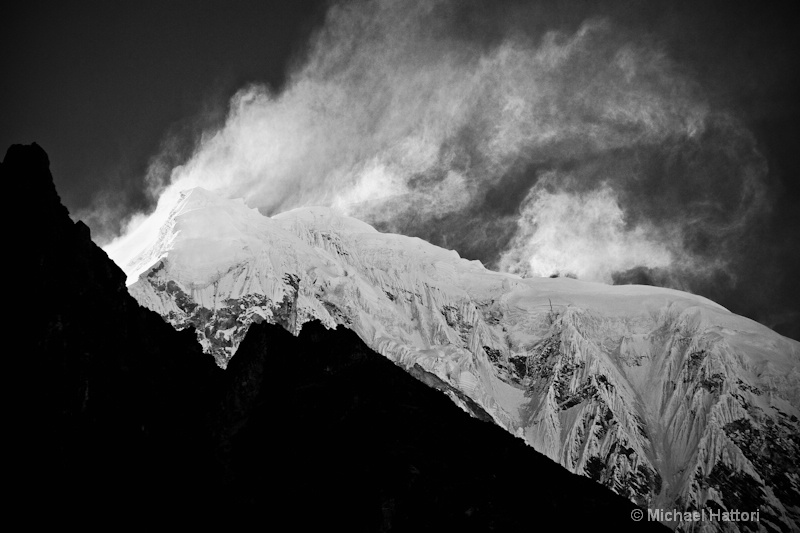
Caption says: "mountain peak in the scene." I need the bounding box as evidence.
[127,183,800,530]
[166,187,263,225]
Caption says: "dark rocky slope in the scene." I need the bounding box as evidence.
[4,143,665,531]
[6,142,225,521]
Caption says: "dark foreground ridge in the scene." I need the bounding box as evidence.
[5,143,666,531]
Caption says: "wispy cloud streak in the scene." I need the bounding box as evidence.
[103,0,769,304]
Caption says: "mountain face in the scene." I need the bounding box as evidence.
[6,142,667,531]
[6,144,224,521]
[124,186,800,531]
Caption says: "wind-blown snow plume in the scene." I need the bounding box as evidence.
[105,0,769,304]
[498,180,675,281]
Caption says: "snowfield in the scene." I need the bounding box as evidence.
[118,187,799,532]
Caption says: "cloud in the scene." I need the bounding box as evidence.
[498,178,674,281]
[102,0,772,325]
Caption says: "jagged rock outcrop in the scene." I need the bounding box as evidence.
[5,142,666,531]
[124,186,800,531]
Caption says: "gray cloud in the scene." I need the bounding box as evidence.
[104,0,788,334]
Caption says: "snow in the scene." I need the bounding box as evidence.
[118,187,800,529]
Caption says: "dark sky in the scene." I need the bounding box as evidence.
[1,0,328,216]
[2,0,799,339]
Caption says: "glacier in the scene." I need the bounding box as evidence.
[120,187,800,532]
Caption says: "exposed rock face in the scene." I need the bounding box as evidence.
[5,142,665,531]
[125,186,800,531]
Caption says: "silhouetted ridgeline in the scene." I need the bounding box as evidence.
[6,142,224,522]
[4,143,666,531]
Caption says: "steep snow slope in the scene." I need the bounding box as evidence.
[122,187,800,532]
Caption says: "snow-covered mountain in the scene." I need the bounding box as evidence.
[122,187,799,531]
